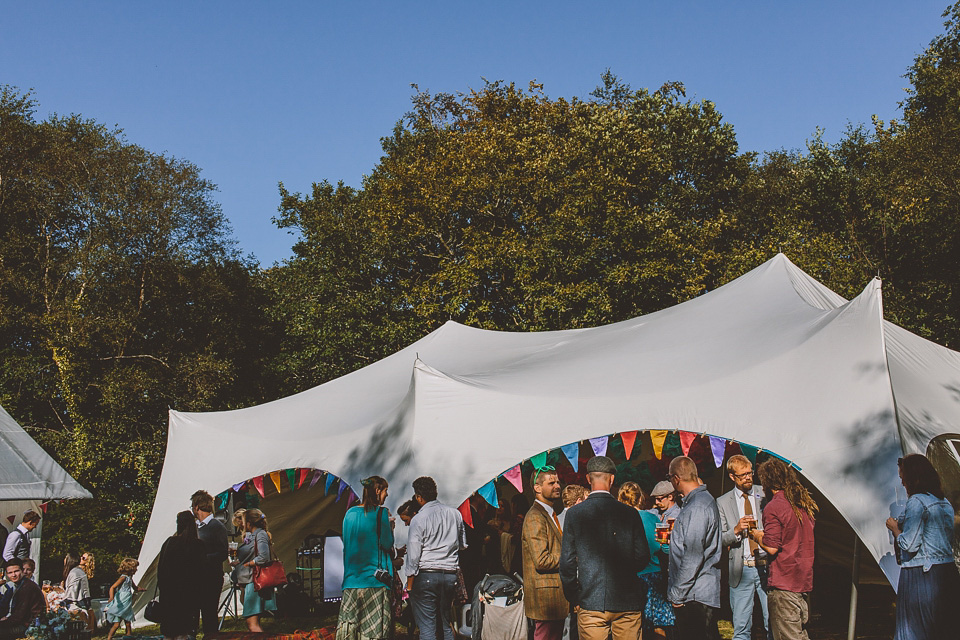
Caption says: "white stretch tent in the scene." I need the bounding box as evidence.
[136,254,960,591]
[1,403,93,574]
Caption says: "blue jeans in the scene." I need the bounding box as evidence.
[411,572,457,640]
[730,565,769,640]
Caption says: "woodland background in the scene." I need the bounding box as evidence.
[3,3,960,585]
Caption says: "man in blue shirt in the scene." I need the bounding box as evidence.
[667,456,722,640]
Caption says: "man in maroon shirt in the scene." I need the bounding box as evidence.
[748,459,817,640]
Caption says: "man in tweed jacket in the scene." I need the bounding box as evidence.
[522,466,568,640]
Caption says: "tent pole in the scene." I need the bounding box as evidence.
[847,534,861,640]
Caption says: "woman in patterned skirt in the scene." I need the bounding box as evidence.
[337,476,395,640]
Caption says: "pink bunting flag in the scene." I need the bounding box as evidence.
[680,431,697,456]
[309,469,324,489]
[269,471,284,493]
[621,431,638,460]
[252,476,265,497]
[298,468,310,489]
[709,437,726,469]
[650,431,668,459]
[503,464,523,492]
[458,500,474,528]
[589,436,608,457]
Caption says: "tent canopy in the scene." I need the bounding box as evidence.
[0,404,92,501]
[137,254,960,589]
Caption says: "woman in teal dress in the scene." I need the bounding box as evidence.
[233,509,278,632]
[336,476,394,640]
[617,482,674,638]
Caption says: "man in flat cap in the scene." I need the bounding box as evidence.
[559,456,650,640]
[649,480,681,523]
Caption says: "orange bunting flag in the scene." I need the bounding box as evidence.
[621,431,638,460]
[269,471,284,493]
[650,430,668,459]
[252,476,265,497]
[458,500,474,528]
[680,431,697,456]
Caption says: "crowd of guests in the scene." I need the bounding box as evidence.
[336,452,958,640]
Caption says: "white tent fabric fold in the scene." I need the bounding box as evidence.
[137,254,960,590]
[0,403,92,501]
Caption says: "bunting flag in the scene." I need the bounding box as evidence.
[561,443,580,472]
[232,481,246,492]
[478,480,499,508]
[346,493,356,508]
[739,443,759,463]
[40,503,49,514]
[269,471,284,493]
[252,475,265,497]
[650,430,668,459]
[309,469,324,489]
[286,469,298,491]
[503,464,523,492]
[709,436,726,469]
[337,478,349,500]
[6,515,15,525]
[458,500,474,528]
[298,468,310,489]
[216,491,229,511]
[621,431,638,460]
[680,431,697,456]
[531,451,548,470]
[589,436,608,457]
[325,473,337,495]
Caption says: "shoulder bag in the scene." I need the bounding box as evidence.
[252,531,288,591]
[144,583,163,623]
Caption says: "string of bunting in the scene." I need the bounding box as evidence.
[210,466,360,510]
[459,430,801,526]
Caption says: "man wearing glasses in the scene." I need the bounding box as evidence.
[718,455,769,640]
[649,481,681,522]
[521,465,567,640]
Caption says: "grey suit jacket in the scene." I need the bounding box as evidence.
[717,485,765,588]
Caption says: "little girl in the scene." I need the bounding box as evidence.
[104,558,143,640]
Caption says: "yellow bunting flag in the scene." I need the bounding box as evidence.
[650,430,668,459]
[269,471,284,493]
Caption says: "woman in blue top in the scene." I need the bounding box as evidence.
[337,475,395,640]
[618,481,674,638]
[885,454,960,640]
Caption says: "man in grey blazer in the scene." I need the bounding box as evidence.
[717,455,769,640]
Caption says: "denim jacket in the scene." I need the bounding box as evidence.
[897,492,956,571]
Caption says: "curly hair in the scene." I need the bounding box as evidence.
[617,481,649,510]
[756,459,818,523]
[118,557,139,575]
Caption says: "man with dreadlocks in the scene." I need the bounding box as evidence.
[748,459,817,640]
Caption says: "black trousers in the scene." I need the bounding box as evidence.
[674,602,720,640]
[199,572,222,634]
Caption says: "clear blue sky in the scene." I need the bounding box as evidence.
[3,1,949,266]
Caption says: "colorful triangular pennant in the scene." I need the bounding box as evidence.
[740,443,759,464]
[215,491,229,511]
[309,469,324,489]
[269,471,283,493]
[650,430,668,459]
[621,431,638,460]
[298,468,310,489]
[503,465,523,492]
[325,473,336,495]
[286,469,297,491]
[709,436,726,469]
[561,442,580,472]
[680,431,697,456]
[232,481,246,492]
[337,478,349,500]
[589,436,608,457]
[531,451,548,470]
[478,480,499,508]
[252,476,265,498]
[458,500,474,528]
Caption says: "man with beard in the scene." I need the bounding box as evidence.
[522,466,568,640]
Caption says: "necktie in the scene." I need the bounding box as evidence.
[743,493,758,554]
[553,512,562,533]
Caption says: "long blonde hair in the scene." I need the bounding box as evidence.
[80,552,95,579]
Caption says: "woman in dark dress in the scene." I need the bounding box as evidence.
[158,511,205,640]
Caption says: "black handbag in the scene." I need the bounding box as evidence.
[144,584,163,623]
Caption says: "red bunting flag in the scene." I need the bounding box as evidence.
[680,431,697,456]
[40,503,49,514]
[458,500,474,528]
[252,476,265,497]
[621,431,638,460]
[298,468,310,489]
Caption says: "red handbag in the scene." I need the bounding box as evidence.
[252,538,288,591]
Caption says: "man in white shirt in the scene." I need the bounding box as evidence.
[405,476,467,640]
[1,512,40,562]
[717,455,769,640]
